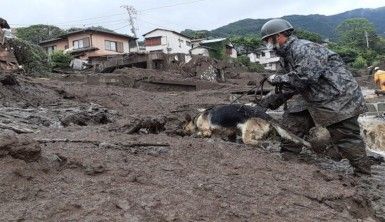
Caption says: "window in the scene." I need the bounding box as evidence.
[145,37,161,46]
[105,40,117,51]
[105,40,124,52]
[46,45,56,54]
[178,38,184,48]
[73,37,90,49]
[186,41,191,47]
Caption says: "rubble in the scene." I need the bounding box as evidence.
[0,130,41,162]
[359,115,385,154]
[181,56,242,82]
[0,54,384,220]
[60,108,111,127]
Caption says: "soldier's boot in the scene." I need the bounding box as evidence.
[337,143,371,176]
[327,116,370,176]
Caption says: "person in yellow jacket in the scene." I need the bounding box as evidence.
[373,67,385,91]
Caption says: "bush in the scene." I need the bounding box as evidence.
[50,50,73,69]
[328,44,359,64]
[7,38,51,75]
[352,56,367,69]
[248,62,265,72]
[236,55,264,72]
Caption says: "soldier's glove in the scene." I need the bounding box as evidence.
[259,91,295,110]
[267,74,282,86]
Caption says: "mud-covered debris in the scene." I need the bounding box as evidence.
[117,116,167,134]
[307,127,331,152]
[84,164,105,175]
[56,89,76,99]
[181,56,240,82]
[0,130,41,162]
[60,109,111,127]
[0,74,19,86]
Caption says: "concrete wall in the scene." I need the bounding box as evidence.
[190,47,209,57]
[229,48,237,58]
[144,30,192,54]
[248,53,257,63]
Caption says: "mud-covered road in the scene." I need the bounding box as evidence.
[1,70,384,221]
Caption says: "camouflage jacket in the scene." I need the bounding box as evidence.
[274,36,367,127]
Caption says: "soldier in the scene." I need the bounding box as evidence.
[260,18,371,175]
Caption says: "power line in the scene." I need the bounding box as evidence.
[139,0,206,12]
[10,0,207,27]
[113,24,130,31]
[11,19,127,29]
[137,18,168,30]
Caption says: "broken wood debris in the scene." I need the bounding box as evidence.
[36,138,170,148]
[0,123,36,134]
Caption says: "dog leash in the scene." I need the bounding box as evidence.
[231,75,268,105]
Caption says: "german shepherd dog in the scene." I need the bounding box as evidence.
[184,104,311,147]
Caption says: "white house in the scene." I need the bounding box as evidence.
[248,48,281,71]
[190,38,237,58]
[143,28,192,54]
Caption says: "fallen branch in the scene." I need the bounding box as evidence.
[36,138,100,146]
[120,142,170,147]
[0,123,36,134]
[36,138,170,148]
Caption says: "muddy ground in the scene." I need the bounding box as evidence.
[1,70,385,221]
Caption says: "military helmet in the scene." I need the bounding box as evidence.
[261,18,294,40]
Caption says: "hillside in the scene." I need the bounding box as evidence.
[182,6,385,39]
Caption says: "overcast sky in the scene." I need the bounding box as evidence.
[2,0,385,37]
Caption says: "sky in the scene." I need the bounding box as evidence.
[2,0,385,37]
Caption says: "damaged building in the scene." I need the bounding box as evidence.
[0,17,19,72]
[39,28,138,60]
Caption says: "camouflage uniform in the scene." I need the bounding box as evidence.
[268,36,369,174]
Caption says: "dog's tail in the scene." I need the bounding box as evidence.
[270,122,312,148]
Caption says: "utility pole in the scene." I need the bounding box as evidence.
[121,5,139,51]
[365,31,369,49]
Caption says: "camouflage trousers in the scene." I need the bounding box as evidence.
[280,110,367,163]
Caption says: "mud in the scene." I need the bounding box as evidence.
[0,71,385,221]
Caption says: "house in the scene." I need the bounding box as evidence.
[39,28,137,60]
[190,38,237,59]
[143,28,192,54]
[190,46,210,57]
[248,48,280,71]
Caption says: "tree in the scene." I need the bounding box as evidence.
[230,35,262,55]
[181,29,210,39]
[336,18,376,50]
[7,38,50,74]
[16,25,66,44]
[328,43,360,64]
[295,29,323,43]
[67,26,116,33]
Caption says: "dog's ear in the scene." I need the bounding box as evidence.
[185,114,192,122]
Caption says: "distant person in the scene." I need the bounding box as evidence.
[260,18,371,175]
